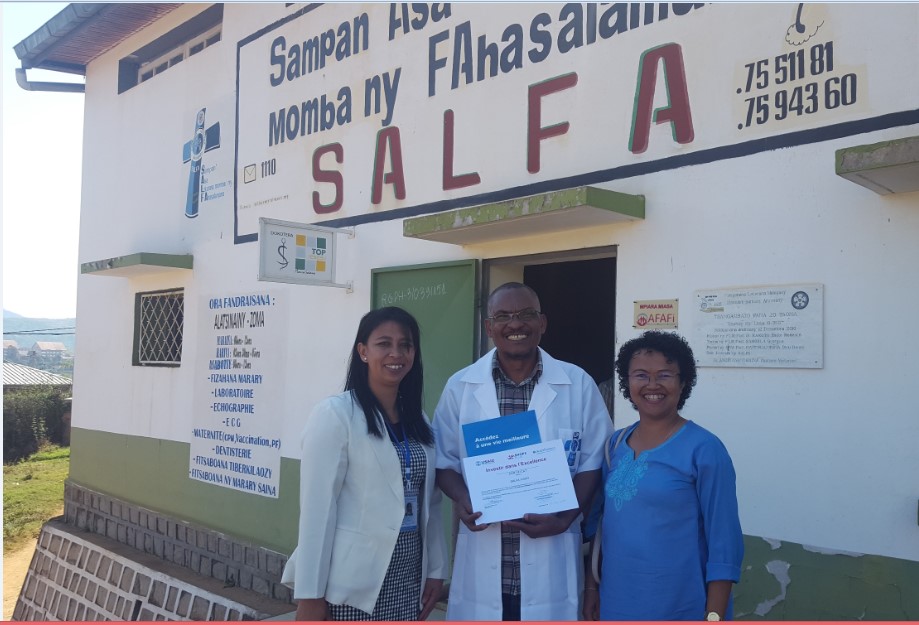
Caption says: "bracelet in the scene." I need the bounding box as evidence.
[584,586,599,592]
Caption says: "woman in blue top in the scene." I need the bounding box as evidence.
[583,331,743,621]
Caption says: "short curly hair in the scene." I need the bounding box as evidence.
[615,331,698,410]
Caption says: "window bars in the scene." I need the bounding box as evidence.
[136,289,184,366]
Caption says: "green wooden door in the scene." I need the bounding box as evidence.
[371,259,479,417]
[371,259,479,578]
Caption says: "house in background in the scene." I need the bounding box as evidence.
[12,2,919,622]
[3,339,21,361]
[28,341,68,366]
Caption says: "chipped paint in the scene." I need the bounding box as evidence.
[754,560,791,616]
[802,544,864,557]
[402,185,645,244]
[736,534,919,620]
[763,537,782,550]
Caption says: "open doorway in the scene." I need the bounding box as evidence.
[482,246,617,422]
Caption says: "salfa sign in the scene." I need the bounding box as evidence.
[233,3,902,240]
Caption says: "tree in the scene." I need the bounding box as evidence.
[3,387,70,462]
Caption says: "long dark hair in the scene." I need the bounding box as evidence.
[344,307,433,445]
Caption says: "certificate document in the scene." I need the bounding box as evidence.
[462,439,579,524]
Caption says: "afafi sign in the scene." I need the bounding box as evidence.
[233,3,912,241]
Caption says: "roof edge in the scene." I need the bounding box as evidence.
[13,3,183,76]
[13,3,109,73]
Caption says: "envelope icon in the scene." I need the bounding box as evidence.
[243,164,257,184]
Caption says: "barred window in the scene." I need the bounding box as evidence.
[134,288,184,366]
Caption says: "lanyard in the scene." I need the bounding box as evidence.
[384,419,411,488]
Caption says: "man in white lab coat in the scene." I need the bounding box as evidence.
[433,282,613,620]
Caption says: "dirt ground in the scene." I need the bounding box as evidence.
[3,538,38,620]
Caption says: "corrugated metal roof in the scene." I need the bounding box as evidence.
[14,3,181,75]
[3,361,72,387]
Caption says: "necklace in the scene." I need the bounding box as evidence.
[636,416,684,449]
[663,417,684,442]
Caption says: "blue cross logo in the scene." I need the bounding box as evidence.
[181,108,221,218]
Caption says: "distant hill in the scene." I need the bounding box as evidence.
[2,314,77,353]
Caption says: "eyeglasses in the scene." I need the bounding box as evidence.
[486,309,542,324]
[629,371,680,384]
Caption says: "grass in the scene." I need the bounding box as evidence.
[3,444,70,554]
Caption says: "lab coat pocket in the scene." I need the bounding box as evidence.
[452,526,501,609]
[520,531,581,616]
[559,428,583,475]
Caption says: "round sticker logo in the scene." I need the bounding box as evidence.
[791,291,809,310]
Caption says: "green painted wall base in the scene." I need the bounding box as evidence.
[69,427,299,553]
[71,428,919,619]
[735,536,919,620]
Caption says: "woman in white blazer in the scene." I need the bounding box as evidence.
[281,307,447,620]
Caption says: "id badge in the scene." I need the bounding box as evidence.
[401,493,419,531]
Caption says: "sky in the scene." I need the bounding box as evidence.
[2,1,84,319]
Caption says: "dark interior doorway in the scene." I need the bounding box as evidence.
[524,256,616,386]
[482,248,618,421]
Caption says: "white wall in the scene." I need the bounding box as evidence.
[607,136,919,563]
[72,2,919,569]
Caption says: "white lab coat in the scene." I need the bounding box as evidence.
[281,392,447,615]
[433,348,613,620]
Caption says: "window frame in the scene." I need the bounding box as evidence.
[133,287,185,367]
[137,23,222,85]
[118,4,223,94]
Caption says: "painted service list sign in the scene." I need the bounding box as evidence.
[693,284,823,369]
[190,292,288,497]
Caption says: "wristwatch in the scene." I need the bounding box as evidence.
[706,612,722,621]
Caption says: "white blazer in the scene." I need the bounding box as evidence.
[433,348,613,621]
[281,391,447,615]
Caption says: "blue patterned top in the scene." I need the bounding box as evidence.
[599,420,744,620]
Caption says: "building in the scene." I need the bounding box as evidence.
[2,361,72,389]
[28,341,69,365]
[14,3,919,620]
[4,339,21,361]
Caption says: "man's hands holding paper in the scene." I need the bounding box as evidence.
[443,409,601,534]
[436,468,490,531]
[461,440,580,524]
[503,508,580,538]
[504,470,600,537]
[438,466,598,538]
[457,498,489,531]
